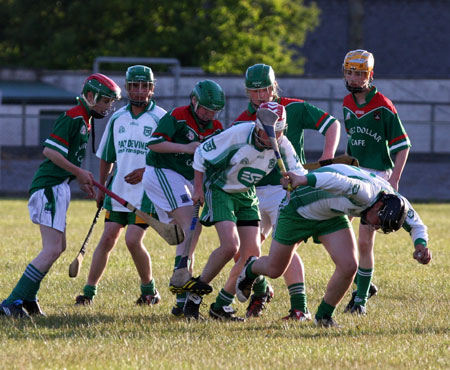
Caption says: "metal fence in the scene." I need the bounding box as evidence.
[1,94,449,197]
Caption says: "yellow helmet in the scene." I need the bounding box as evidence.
[343,49,374,73]
[343,49,374,93]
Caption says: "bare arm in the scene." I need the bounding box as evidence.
[95,159,114,207]
[389,147,410,190]
[43,147,95,198]
[319,120,341,161]
[148,141,200,155]
[192,170,205,205]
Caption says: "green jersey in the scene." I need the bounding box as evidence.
[146,105,223,180]
[343,86,411,171]
[29,99,91,194]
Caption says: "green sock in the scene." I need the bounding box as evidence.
[176,292,187,309]
[246,260,259,279]
[141,279,156,296]
[5,264,45,304]
[213,289,234,310]
[252,276,268,296]
[355,267,373,306]
[288,283,307,313]
[83,285,97,299]
[174,255,181,269]
[315,298,336,320]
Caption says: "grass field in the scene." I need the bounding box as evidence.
[0,199,449,369]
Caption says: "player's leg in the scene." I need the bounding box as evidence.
[344,222,377,314]
[1,225,66,317]
[206,221,246,321]
[314,227,358,327]
[143,166,200,314]
[358,222,376,294]
[75,217,124,305]
[281,249,311,321]
[125,219,160,306]
[1,183,69,317]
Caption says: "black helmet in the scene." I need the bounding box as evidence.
[378,193,407,233]
[363,192,407,233]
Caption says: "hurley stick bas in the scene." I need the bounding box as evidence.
[303,154,359,170]
[169,202,200,292]
[68,205,103,278]
[257,105,293,191]
[92,180,184,245]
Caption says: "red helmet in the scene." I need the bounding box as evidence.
[256,102,286,132]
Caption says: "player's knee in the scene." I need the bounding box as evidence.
[221,243,239,260]
[340,258,358,278]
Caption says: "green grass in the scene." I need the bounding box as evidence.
[1,200,449,369]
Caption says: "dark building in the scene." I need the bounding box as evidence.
[301,0,450,78]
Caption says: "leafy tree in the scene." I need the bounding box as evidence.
[0,0,320,74]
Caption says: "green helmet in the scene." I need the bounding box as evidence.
[82,73,121,102]
[245,64,276,89]
[125,65,154,107]
[126,65,154,84]
[190,80,225,112]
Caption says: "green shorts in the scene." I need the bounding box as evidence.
[105,210,157,230]
[200,184,260,226]
[273,201,351,245]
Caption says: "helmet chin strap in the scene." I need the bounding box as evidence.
[345,76,373,94]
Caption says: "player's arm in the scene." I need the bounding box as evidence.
[43,147,95,198]
[280,137,307,175]
[148,141,200,154]
[192,169,205,206]
[319,119,341,161]
[95,159,114,207]
[389,147,410,190]
[400,197,431,264]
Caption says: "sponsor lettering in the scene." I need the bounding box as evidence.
[268,159,276,169]
[238,167,266,187]
[348,126,382,142]
[117,139,149,155]
[203,139,217,152]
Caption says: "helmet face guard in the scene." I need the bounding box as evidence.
[342,49,374,93]
[362,192,407,233]
[82,73,121,117]
[254,102,286,149]
[245,63,278,107]
[190,80,225,123]
[126,65,155,107]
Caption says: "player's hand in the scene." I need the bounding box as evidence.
[95,189,105,208]
[413,244,432,265]
[76,169,95,198]
[281,171,307,189]
[124,168,145,184]
[192,188,204,206]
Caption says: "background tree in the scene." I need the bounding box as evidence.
[0,0,320,74]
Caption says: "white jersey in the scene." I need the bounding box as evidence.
[193,121,306,193]
[96,101,166,212]
[291,164,428,246]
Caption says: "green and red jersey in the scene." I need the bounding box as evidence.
[146,105,223,180]
[234,97,337,186]
[29,99,91,194]
[343,86,411,171]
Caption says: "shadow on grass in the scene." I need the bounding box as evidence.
[1,312,448,341]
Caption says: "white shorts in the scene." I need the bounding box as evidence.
[361,167,392,181]
[256,185,286,239]
[28,180,71,232]
[142,166,193,224]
